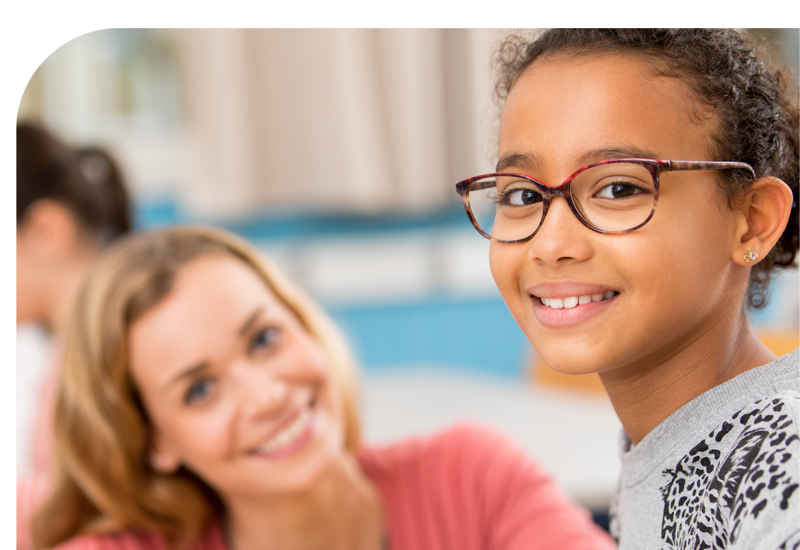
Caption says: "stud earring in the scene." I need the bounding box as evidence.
[150,453,174,472]
[744,249,759,263]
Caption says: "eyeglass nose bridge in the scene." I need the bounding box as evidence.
[526,179,593,241]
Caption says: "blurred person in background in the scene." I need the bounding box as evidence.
[33,225,615,550]
[17,121,132,546]
[16,122,131,341]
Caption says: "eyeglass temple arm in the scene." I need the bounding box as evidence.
[666,160,755,179]
[456,178,496,197]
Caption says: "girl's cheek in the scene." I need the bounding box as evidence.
[489,243,508,279]
[489,244,524,293]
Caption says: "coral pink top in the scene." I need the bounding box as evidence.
[359,424,613,550]
[44,424,615,550]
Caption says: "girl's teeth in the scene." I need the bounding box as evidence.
[540,292,616,309]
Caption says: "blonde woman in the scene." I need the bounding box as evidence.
[34,226,614,550]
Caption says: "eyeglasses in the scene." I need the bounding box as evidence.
[455,158,755,243]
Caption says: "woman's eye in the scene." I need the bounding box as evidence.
[500,188,543,206]
[596,181,644,199]
[184,378,214,405]
[251,327,280,352]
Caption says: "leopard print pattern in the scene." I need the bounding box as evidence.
[660,396,799,549]
[777,529,800,550]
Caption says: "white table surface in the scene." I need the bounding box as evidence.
[360,367,622,511]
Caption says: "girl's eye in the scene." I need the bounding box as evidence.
[595,181,645,200]
[250,327,280,353]
[184,378,214,405]
[500,187,543,207]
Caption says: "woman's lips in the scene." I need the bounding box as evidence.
[248,405,316,460]
[530,290,618,329]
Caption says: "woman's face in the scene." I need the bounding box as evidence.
[489,53,745,378]
[129,253,345,501]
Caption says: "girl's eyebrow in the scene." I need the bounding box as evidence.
[577,146,661,166]
[496,152,538,173]
[496,145,661,174]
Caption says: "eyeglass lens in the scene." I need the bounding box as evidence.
[467,162,656,241]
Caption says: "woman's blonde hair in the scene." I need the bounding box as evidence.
[33,225,362,550]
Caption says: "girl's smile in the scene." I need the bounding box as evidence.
[529,283,618,329]
[490,53,746,378]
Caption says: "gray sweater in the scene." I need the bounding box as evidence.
[610,349,800,549]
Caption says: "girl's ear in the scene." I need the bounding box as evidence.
[733,177,794,266]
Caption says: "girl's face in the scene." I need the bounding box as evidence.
[129,254,346,501]
[490,54,745,377]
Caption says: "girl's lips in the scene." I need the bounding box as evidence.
[530,291,617,329]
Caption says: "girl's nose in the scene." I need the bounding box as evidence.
[527,196,593,266]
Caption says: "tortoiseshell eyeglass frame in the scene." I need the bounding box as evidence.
[454,158,756,243]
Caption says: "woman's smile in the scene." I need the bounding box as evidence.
[248,403,316,459]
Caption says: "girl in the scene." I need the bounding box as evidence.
[455,29,799,549]
[33,226,614,550]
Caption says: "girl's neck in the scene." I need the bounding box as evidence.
[223,454,385,550]
[599,309,776,446]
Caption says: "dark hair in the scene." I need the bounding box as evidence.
[494,29,799,309]
[17,121,132,245]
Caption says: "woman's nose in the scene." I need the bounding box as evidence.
[527,196,593,266]
[236,366,290,420]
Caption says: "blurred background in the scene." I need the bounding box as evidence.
[17,28,800,522]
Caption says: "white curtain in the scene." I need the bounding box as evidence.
[175,28,504,218]
[24,29,507,220]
